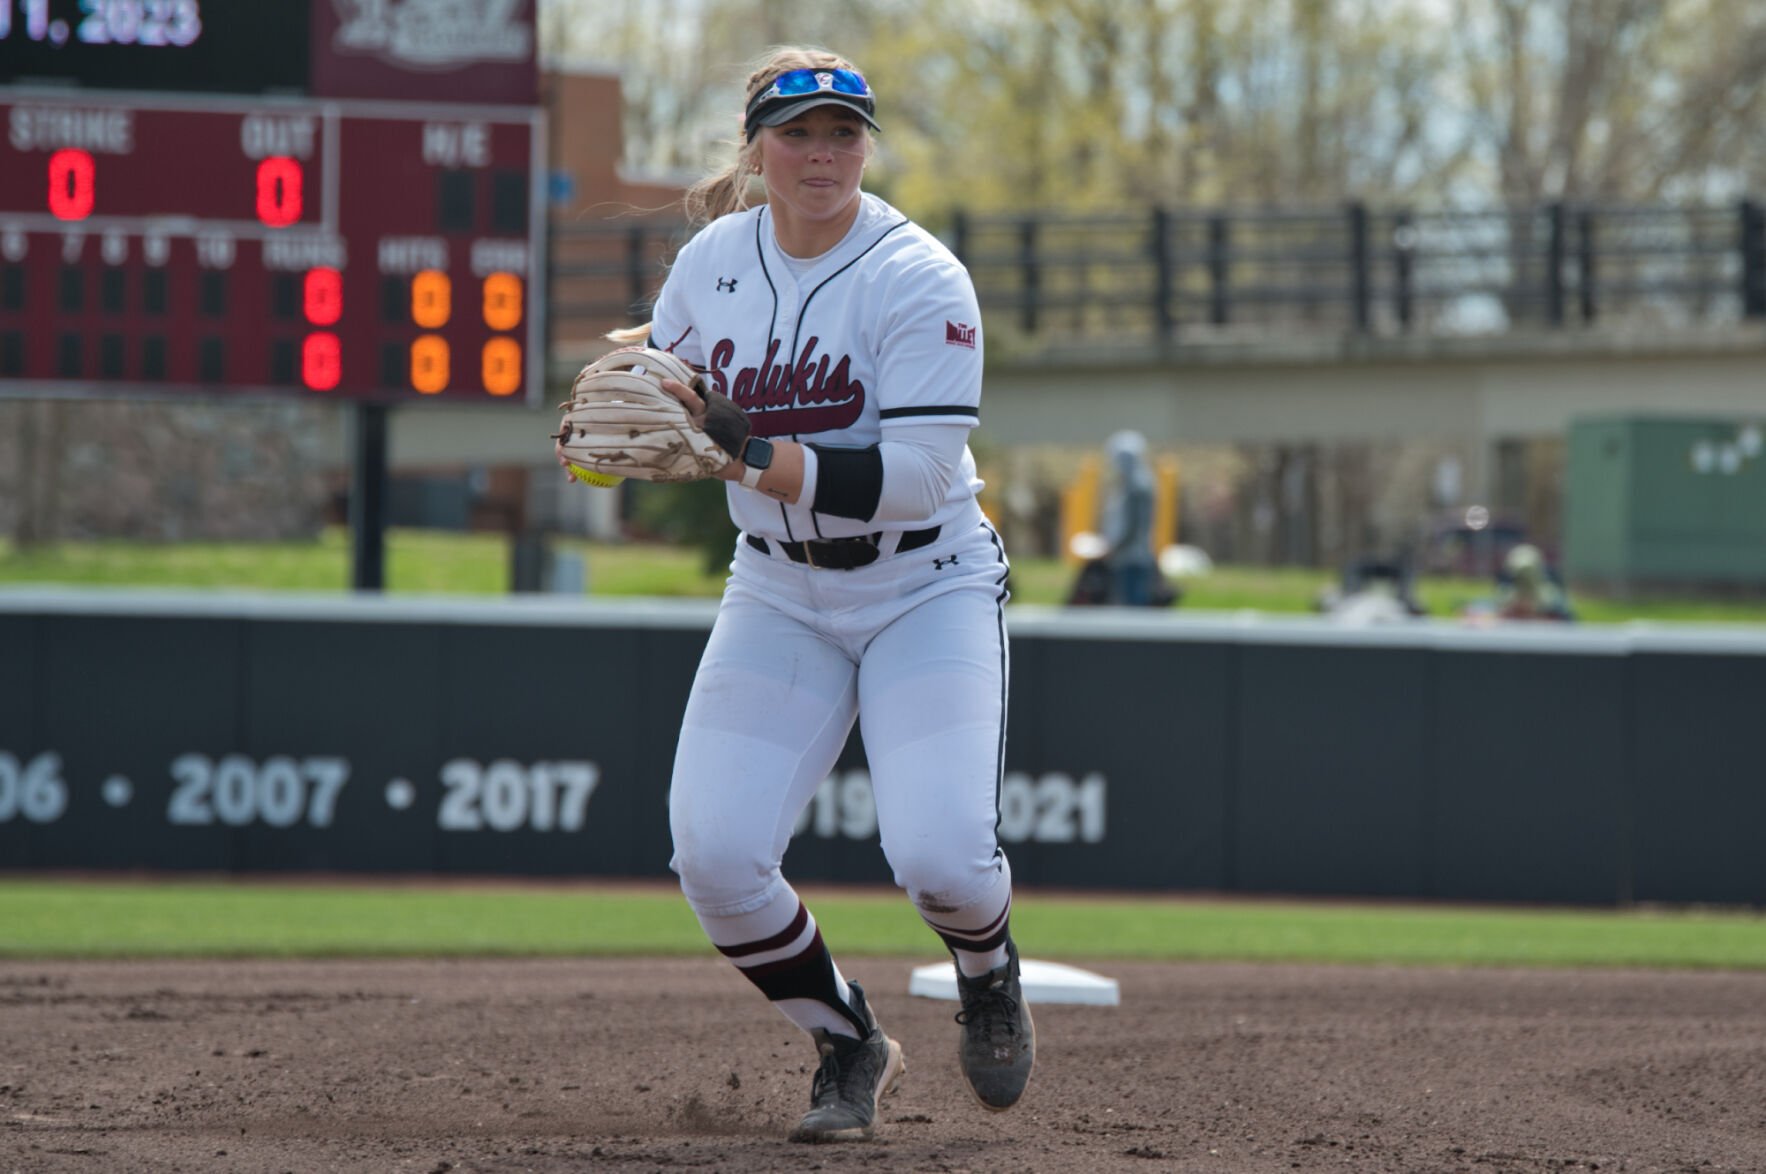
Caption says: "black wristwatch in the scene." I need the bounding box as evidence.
[739,436,774,489]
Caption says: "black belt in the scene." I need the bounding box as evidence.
[744,526,940,570]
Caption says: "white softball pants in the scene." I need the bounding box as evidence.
[669,516,1014,921]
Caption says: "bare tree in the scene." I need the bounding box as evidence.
[540,0,891,180]
[1454,0,1766,203]
[544,0,1766,216]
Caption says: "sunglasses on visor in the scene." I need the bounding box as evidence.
[744,69,876,137]
[752,67,873,106]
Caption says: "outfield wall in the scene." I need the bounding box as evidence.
[2,590,1763,906]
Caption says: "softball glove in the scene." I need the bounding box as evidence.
[554,347,750,484]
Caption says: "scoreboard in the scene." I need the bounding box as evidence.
[0,0,545,406]
[0,95,544,403]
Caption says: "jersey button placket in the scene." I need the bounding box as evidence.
[773,292,800,354]
[769,294,799,409]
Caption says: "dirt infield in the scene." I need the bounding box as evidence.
[3,956,1765,1173]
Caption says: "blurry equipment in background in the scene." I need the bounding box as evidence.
[1567,415,1766,592]
[1059,453,1103,565]
[1315,556,1427,625]
[1151,450,1181,564]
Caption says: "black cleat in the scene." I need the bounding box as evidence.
[953,939,1035,1111]
[788,981,906,1143]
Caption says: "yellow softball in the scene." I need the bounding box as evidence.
[568,463,625,489]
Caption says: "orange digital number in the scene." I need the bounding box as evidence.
[411,269,451,329]
[410,335,449,394]
[482,272,522,331]
[482,338,521,397]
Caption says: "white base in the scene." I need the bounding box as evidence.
[909,958,1120,1006]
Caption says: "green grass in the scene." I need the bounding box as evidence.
[4,879,1765,969]
[3,528,1764,621]
[0,529,510,594]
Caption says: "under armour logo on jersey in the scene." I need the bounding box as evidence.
[716,277,739,292]
[945,321,976,348]
[934,555,960,570]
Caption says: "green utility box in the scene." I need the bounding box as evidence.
[1566,415,1766,588]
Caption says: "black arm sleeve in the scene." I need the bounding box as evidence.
[808,444,884,522]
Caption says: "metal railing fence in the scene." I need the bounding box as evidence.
[548,200,1766,349]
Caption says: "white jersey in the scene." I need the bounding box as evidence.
[649,193,986,541]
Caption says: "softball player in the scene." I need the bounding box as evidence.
[621,46,1033,1143]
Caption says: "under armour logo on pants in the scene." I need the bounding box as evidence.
[934,555,959,569]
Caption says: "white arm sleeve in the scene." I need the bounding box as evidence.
[792,445,820,503]
[871,420,970,523]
